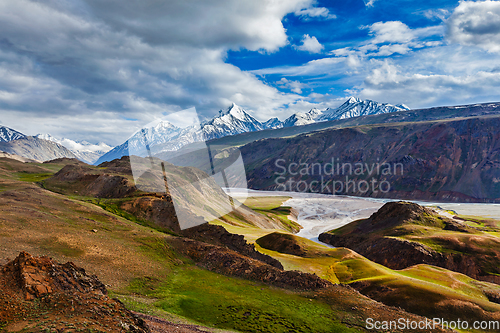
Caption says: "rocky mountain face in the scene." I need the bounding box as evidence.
[0,252,150,332]
[241,116,500,202]
[0,125,25,142]
[317,96,409,121]
[181,100,500,165]
[318,201,500,284]
[281,98,408,127]
[0,151,38,163]
[35,133,112,164]
[0,136,77,162]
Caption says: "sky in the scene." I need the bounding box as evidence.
[1,0,500,145]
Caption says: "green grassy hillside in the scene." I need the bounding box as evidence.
[255,232,500,326]
[0,157,452,332]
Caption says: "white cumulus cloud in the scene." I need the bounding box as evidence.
[297,34,324,53]
[447,0,500,52]
[0,0,313,143]
[294,6,336,20]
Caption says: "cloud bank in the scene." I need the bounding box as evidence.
[0,0,313,144]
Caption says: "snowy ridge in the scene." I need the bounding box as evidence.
[317,97,410,121]
[95,98,411,165]
[96,103,265,164]
[35,134,112,164]
[263,117,283,129]
[0,125,26,142]
[282,108,324,127]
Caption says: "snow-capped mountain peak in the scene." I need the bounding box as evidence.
[317,97,410,121]
[282,107,325,127]
[263,117,284,129]
[307,108,324,117]
[96,97,412,164]
[153,120,177,131]
[218,103,248,121]
[0,125,26,142]
[134,120,181,144]
[201,104,263,140]
[35,133,57,143]
[346,96,360,104]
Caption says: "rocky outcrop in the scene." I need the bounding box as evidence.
[349,279,500,324]
[2,251,106,301]
[320,233,488,278]
[43,157,86,165]
[97,155,134,175]
[174,238,331,291]
[120,195,183,232]
[85,174,137,198]
[181,223,283,269]
[0,252,150,332]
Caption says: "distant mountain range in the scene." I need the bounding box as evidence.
[0,125,110,163]
[34,134,112,164]
[96,97,408,164]
[281,97,409,127]
[0,136,76,162]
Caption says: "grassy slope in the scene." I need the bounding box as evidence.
[229,196,301,233]
[208,196,301,243]
[0,158,371,333]
[254,231,500,327]
[326,207,500,277]
[127,267,350,333]
[4,159,498,331]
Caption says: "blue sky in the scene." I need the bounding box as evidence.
[0,0,500,145]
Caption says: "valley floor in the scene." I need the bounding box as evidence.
[2,157,500,333]
[226,188,500,241]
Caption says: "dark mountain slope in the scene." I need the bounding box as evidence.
[241,116,500,202]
